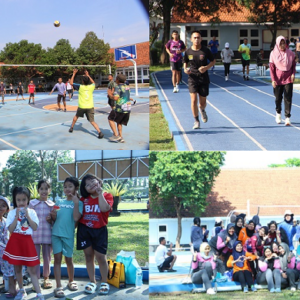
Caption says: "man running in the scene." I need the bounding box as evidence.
[238,38,251,80]
[183,30,215,129]
[49,78,67,111]
[28,80,36,104]
[208,36,219,71]
[165,30,186,93]
[0,82,6,104]
[16,82,25,101]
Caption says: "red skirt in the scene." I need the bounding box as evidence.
[3,233,40,266]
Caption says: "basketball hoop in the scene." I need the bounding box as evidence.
[120,56,128,61]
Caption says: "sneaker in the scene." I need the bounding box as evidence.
[251,286,257,292]
[291,287,296,292]
[119,137,125,143]
[109,135,121,142]
[70,98,72,102]
[243,287,248,293]
[200,109,208,123]
[176,84,179,92]
[285,117,291,126]
[275,288,281,293]
[173,87,177,93]
[276,113,282,124]
[270,288,275,293]
[98,132,104,139]
[14,289,27,300]
[225,75,228,81]
[69,128,73,133]
[206,288,216,295]
[243,75,246,80]
[246,76,249,81]
[35,294,45,300]
[193,121,200,129]
[64,109,66,112]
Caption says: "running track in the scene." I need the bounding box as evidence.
[152,65,300,150]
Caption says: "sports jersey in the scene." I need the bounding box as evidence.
[52,83,66,95]
[73,83,95,109]
[79,192,113,229]
[165,39,186,62]
[238,43,251,60]
[208,40,219,54]
[183,46,215,84]
[114,84,131,113]
[17,85,23,92]
[28,84,35,93]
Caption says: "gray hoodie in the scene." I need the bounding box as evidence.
[221,48,234,63]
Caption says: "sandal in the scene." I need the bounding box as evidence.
[54,287,65,298]
[67,281,78,291]
[42,279,53,289]
[99,282,110,295]
[84,282,97,294]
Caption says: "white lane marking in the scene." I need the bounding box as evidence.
[0,138,21,150]
[0,111,45,117]
[154,73,194,150]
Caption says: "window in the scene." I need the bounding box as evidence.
[251,29,258,37]
[211,30,218,37]
[159,225,166,232]
[143,69,149,76]
[240,29,248,37]
[251,39,259,46]
[137,70,141,76]
[202,40,208,47]
[291,29,299,36]
[200,30,208,37]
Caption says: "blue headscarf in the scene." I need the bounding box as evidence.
[232,241,245,268]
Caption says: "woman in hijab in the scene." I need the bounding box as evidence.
[271,241,280,255]
[249,226,269,257]
[191,242,217,295]
[211,217,223,238]
[227,241,257,293]
[234,216,244,237]
[238,220,255,246]
[278,210,298,251]
[190,217,203,253]
[265,221,281,246]
[269,35,296,125]
[278,243,299,292]
[256,246,281,292]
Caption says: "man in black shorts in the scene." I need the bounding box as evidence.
[154,237,177,272]
[107,74,116,108]
[238,38,251,80]
[183,30,215,129]
[49,78,67,111]
[16,82,25,101]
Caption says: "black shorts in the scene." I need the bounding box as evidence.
[108,110,130,126]
[161,256,174,269]
[29,93,34,97]
[170,60,182,71]
[188,77,209,97]
[76,107,95,122]
[77,222,108,254]
[67,89,73,93]
[17,93,23,96]
[242,59,250,67]
[107,95,116,108]
[57,94,66,102]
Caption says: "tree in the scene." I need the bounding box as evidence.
[76,32,115,76]
[269,158,300,168]
[150,21,163,64]
[238,0,300,48]
[149,151,225,248]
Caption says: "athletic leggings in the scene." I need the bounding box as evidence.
[223,63,231,76]
[274,83,293,118]
[191,263,213,290]
[232,270,253,289]
[256,269,281,290]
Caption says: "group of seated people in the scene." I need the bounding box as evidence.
[154,210,300,295]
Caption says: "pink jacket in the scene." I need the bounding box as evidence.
[259,256,296,272]
[192,253,216,270]
[270,60,296,85]
[217,236,230,253]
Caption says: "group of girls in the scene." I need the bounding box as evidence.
[0,173,113,300]
[190,211,300,294]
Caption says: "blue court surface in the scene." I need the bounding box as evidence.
[152,64,300,150]
[149,251,267,294]
[0,89,149,150]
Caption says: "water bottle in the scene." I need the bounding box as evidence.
[135,268,143,289]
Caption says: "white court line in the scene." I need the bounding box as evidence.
[209,81,300,132]
[0,138,20,150]
[213,72,300,109]
[0,110,46,118]
[154,73,194,150]
[181,80,266,151]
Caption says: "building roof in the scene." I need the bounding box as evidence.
[109,41,149,68]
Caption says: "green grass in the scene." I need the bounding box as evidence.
[150,64,171,87]
[118,202,148,210]
[149,289,300,299]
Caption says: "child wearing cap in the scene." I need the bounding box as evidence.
[221,43,234,81]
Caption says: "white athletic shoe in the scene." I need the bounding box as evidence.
[176,84,179,92]
[173,86,177,93]
[291,287,296,292]
[193,121,200,129]
[207,288,216,295]
[225,76,228,81]
[200,109,208,123]
[275,113,282,124]
[285,117,291,126]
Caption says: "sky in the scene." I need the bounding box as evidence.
[0,0,148,50]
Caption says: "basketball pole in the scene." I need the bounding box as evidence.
[124,59,138,96]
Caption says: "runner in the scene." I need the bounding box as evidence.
[0,82,6,104]
[238,38,251,80]
[165,30,186,93]
[208,36,219,71]
[16,82,25,101]
[9,83,14,95]
[183,30,215,129]
[49,78,67,111]
[28,80,36,105]
[68,69,104,139]
[66,79,73,101]
[221,42,234,81]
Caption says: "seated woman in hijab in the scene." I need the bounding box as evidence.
[209,223,237,270]
[234,215,244,238]
[278,210,298,251]
[211,217,223,238]
[238,220,256,246]
[256,246,281,292]
[277,243,299,292]
[191,242,218,295]
[227,241,257,293]
[249,226,269,257]
[265,221,281,246]
[190,217,204,253]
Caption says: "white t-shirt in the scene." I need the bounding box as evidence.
[66,83,72,90]
[6,208,39,235]
[155,244,168,266]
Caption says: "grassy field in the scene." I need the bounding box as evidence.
[118,202,148,210]
[149,289,300,299]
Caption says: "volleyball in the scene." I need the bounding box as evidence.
[54,21,60,27]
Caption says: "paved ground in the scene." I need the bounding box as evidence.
[0,89,149,150]
[151,65,300,150]
[0,277,148,299]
